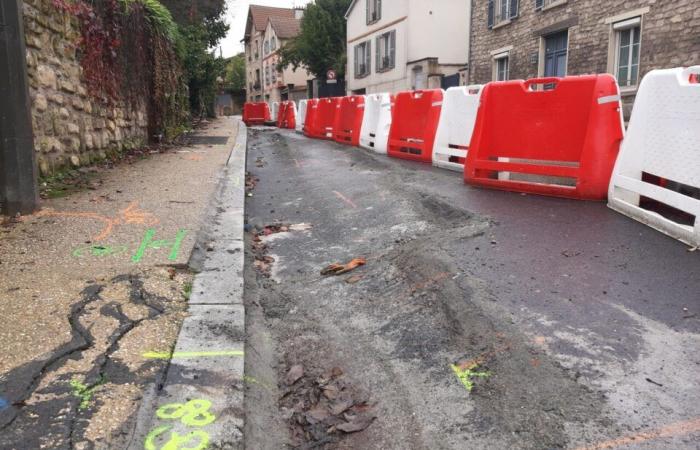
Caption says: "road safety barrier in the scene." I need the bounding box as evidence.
[271,101,280,122]
[608,67,700,246]
[296,100,308,133]
[387,89,444,163]
[359,93,393,154]
[432,85,483,172]
[333,96,365,146]
[465,75,624,200]
[277,101,297,129]
[303,99,320,138]
[314,97,341,139]
[243,102,270,126]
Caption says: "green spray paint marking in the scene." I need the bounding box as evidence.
[69,375,105,410]
[451,363,490,392]
[72,245,128,258]
[143,350,244,360]
[157,399,216,427]
[132,228,188,263]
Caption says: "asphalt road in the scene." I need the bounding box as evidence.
[243,127,700,450]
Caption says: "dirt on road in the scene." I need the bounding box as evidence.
[243,128,700,450]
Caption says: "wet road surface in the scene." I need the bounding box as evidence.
[243,127,700,450]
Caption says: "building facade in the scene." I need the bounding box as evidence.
[243,5,311,103]
[345,0,471,94]
[468,0,700,117]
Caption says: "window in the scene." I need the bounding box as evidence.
[265,66,270,86]
[255,41,259,59]
[367,0,381,24]
[264,40,270,55]
[354,40,371,78]
[376,30,396,71]
[271,37,277,50]
[535,0,566,10]
[614,18,641,88]
[488,0,518,28]
[271,64,277,83]
[494,54,509,81]
[543,30,568,79]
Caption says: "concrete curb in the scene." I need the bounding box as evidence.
[129,119,247,449]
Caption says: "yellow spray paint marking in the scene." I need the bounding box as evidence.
[143,350,244,360]
[144,425,209,450]
[157,399,216,427]
[451,363,490,392]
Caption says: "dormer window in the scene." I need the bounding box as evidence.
[367,0,381,25]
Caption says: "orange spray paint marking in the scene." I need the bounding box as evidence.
[333,191,358,209]
[575,418,700,450]
[37,201,159,241]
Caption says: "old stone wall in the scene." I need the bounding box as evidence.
[22,0,148,176]
[468,0,700,117]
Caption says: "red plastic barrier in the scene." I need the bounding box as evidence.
[333,96,365,146]
[303,99,320,138]
[387,90,443,162]
[276,102,288,128]
[309,97,341,140]
[243,102,270,126]
[464,75,624,200]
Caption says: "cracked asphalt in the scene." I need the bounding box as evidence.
[243,128,700,450]
[0,118,237,449]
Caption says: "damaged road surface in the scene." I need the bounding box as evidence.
[243,128,700,450]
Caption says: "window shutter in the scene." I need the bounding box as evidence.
[390,31,396,68]
[376,36,381,70]
[487,0,494,29]
[377,0,382,21]
[510,0,519,19]
[354,45,359,76]
[366,0,370,24]
[535,0,544,10]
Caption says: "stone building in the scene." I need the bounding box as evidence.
[468,0,700,117]
[345,0,471,94]
[243,5,312,103]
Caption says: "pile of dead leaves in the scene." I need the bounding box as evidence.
[251,223,290,277]
[280,365,376,448]
[246,172,259,193]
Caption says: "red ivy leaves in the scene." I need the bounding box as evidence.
[51,0,123,102]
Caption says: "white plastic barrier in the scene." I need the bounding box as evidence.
[296,100,308,133]
[271,101,280,122]
[608,66,700,247]
[432,85,483,172]
[359,93,393,154]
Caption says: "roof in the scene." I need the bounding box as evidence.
[248,5,295,33]
[345,0,359,19]
[268,15,301,39]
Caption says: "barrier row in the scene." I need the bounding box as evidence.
[243,66,700,247]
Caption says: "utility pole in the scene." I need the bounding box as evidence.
[0,0,39,215]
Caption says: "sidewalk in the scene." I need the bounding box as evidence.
[0,117,244,449]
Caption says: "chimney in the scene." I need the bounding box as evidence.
[294,7,304,19]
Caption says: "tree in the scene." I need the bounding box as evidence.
[277,0,351,79]
[224,53,246,91]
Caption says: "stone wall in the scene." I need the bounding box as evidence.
[468,0,700,117]
[22,0,149,176]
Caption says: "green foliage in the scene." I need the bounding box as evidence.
[224,53,246,91]
[70,375,107,410]
[120,0,179,43]
[451,363,490,392]
[277,0,351,79]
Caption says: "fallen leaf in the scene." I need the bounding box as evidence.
[336,413,376,433]
[285,365,304,386]
[321,258,367,276]
[345,275,363,284]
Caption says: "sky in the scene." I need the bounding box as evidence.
[219,0,314,57]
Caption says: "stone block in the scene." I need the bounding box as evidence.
[34,94,48,112]
[37,65,57,89]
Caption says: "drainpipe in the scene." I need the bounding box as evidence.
[0,0,38,215]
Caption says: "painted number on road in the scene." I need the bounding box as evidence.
[145,399,216,450]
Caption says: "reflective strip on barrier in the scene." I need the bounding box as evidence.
[333,95,366,146]
[359,93,393,155]
[432,85,483,172]
[387,89,444,163]
[608,66,700,246]
[465,75,624,200]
